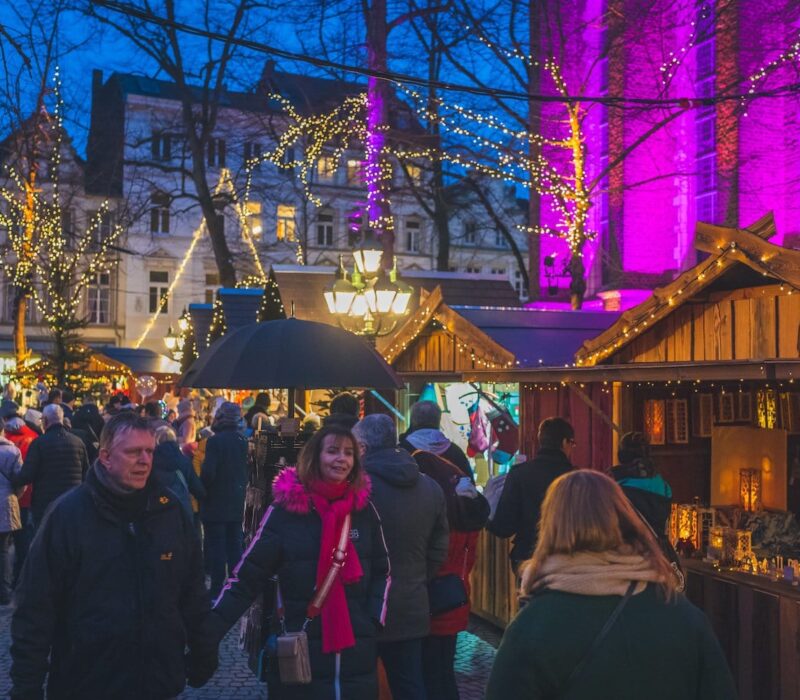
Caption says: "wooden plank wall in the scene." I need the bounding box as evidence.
[614,285,800,363]
[393,329,506,373]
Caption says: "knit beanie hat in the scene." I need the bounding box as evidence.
[213,401,242,430]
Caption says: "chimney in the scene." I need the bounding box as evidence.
[92,69,103,96]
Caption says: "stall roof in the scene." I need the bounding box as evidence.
[452,306,619,368]
[93,346,180,375]
[576,212,783,367]
[463,359,800,384]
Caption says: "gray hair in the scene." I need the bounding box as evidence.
[42,403,64,427]
[352,414,396,453]
[410,400,442,430]
[99,412,154,452]
[154,425,177,445]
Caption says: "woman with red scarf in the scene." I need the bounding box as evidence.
[210,425,390,699]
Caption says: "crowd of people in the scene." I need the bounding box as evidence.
[0,381,739,699]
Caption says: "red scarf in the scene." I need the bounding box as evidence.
[308,479,364,654]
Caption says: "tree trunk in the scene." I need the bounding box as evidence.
[527,0,541,300]
[569,254,586,310]
[13,292,28,374]
[365,0,394,267]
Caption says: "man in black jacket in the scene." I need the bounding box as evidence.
[201,401,249,598]
[10,412,217,699]
[13,403,88,526]
[353,414,449,700]
[488,417,575,573]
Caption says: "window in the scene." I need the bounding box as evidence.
[491,267,506,276]
[281,148,295,166]
[405,218,421,252]
[148,270,169,313]
[696,41,714,79]
[465,265,482,274]
[204,272,219,304]
[697,116,715,155]
[514,269,529,299]
[697,153,716,194]
[88,210,114,243]
[463,221,477,245]
[317,155,337,181]
[87,272,110,325]
[150,193,170,235]
[316,210,334,247]
[346,158,361,185]
[245,201,263,239]
[494,230,510,248]
[406,164,422,186]
[151,131,171,161]
[347,209,368,246]
[598,57,609,92]
[244,141,262,167]
[696,192,717,222]
[276,204,296,241]
[208,137,226,168]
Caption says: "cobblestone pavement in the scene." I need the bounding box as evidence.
[0,605,499,699]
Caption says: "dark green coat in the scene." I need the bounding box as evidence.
[486,584,737,700]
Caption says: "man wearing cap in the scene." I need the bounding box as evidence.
[201,402,249,598]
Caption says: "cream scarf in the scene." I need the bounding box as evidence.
[525,549,664,597]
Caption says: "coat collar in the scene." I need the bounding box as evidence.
[271,466,371,514]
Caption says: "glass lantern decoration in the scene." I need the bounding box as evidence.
[707,526,725,561]
[739,469,762,512]
[672,504,699,555]
[734,529,753,567]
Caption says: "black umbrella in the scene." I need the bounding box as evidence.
[178,318,402,391]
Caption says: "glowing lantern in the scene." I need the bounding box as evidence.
[739,469,762,512]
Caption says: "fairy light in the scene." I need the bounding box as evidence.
[0,68,124,354]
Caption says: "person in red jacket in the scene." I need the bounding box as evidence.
[1,410,37,586]
[407,448,489,700]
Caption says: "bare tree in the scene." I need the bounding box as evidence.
[85,0,282,288]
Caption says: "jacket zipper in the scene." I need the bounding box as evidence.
[129,521,146,697]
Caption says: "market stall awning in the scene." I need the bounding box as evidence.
[93,346,180,375]
[463,359,800,384]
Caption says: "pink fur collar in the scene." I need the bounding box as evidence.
[272,466,372,514]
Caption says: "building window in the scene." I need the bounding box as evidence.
[208,137,226,168]
[281,148,295,166]
[244,141,262,167]
[276,204,296,241]
[405,218,421,252]
[465,265,482,274]
[316,210,334,247]
[245,201,262,239]
[494,230,509,248]
[87,272,110,325]
[346,158,361,185]
[61,208,74,245]
[148,270,169,313]
[514,269,529,299]
[406,163,422,186]
[463,221,477,245]
[150,193,170,235]
[151,131,171,161]
[88,210,114,243]
[491,267,506,276]
[317,155,337,181]
[204,272,219,304]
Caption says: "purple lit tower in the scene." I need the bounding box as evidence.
[530,0,800,309]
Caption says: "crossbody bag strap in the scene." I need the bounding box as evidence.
[304,512,352,623]
[560,580,637,699]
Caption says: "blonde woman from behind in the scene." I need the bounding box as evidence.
[486,469,737,700]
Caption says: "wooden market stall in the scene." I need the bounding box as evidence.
[464,214,800,699]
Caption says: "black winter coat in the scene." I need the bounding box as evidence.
[362,446,449,642]
[201,427,248,522]
[210,467,391,700]
[10,464,214,700]
[488,447,573,566]
[153,441,206,516]
[13,425,88,521]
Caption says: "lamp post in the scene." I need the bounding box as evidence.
[163,324,184,363]
[323,246,413,343]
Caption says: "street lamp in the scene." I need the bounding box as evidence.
[324,249,413,341]
[164,325,179,353]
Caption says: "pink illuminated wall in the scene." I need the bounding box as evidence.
[531,0,800,300]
